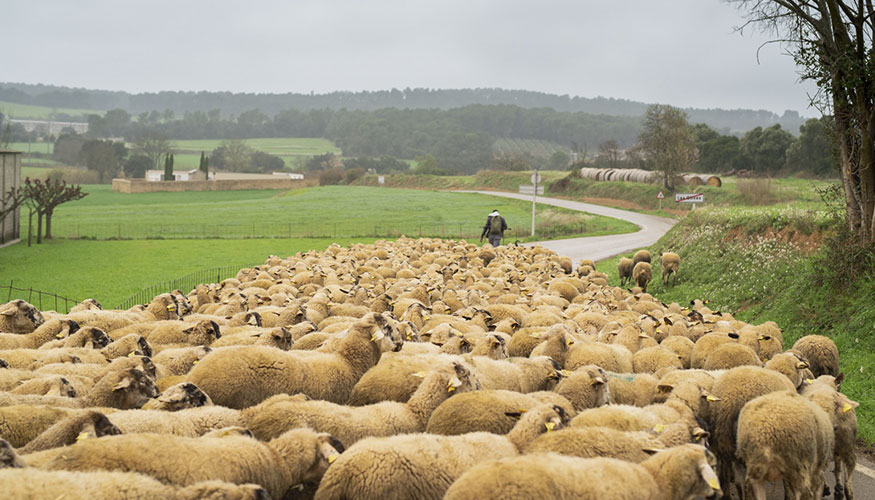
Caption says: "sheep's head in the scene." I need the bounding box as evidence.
[149,382,213,411]
[111,368,160,409]
[645,444,721,500]
[46,376,77,398]
[74,411,122,442]
[362,312,403,352]
[183,320,222,345]
[77,326,112,349]
[268,327,293,350]
[0,358,7,369]
[0,439,25,469]
[0,299,44,333]
[276,430,345,485]
[449,361,481,393]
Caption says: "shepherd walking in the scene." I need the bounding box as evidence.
[480,209,508,246]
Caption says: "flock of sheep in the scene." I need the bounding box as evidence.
[0,237,858,500]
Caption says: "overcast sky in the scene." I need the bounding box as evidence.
[4,0,818,115]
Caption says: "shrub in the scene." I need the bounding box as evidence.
[319,167,346,186]
[346,168,365,184]
[46,168,100,184]
[736,178,775,205]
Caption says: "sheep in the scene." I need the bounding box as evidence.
[566,340,634,373]
[700,365,798,499]
[0,439,25,469]
[607,371,658,407]
[632,249,652,267]
[690,332,739,369]
[0,347,99,368]
[764,351,810,390]
[43,428,344,500]
[152,345,211,376]
[0,318,79,349]
[529,326,569,366]
[554,365,611,412]
[101,333,152,359]
[141,382,213,411]
[313,403,567,500]
[0,468,270,500]
[19,410,121,453]
[38,326,111,350]
[633,345,684,374]
[146,319,221,346]
[188,312,402,407]
[69,298,102,313]
[444,445,721,500]
[9,374,77,397]
[246,363,479,445]
[792,334,840,378]
[78,367,159,409]
[659,335,695,368]
[569,402,691,433]
[737,390,834,500]
[0,404,75,447]
[702,342,762,370]
[632,262,652,292]
[0,300,45,333]
[106,405,244,437]
[618,257,635,287]
[426,390,575,436]
[660,251,680,285]
[210,326,293,350]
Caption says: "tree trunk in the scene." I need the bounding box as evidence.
[36,211,43,244]
[44,208,53,240]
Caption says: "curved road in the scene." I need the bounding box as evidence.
[465,190,676,264]
[472,190,875,499]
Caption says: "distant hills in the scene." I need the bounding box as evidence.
[0,82,808,134]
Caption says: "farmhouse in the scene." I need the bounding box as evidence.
[0,150,21,245]
[145,169,209,182]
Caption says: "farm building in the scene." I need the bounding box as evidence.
[145,169,209,182]
[0,150,21,245]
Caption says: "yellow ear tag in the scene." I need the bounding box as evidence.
[371,330,385,342]
[192,359,199,365]
[56,332,66,339]
[560,370,573,377]
[447,376,462,392]
[76,431,90,442]
[706,395,720,402]
[709,478,719,490]
[127,351,136,358]
[652,424,666,433]
[844,403,853,413]
[411,372,427,378]
[545,422,556,432]
[591,377,605,386]
[423,315,431,321]
[327,454,338,464]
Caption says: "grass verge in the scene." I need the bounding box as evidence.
[595,205,874,444]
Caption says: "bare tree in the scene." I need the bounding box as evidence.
[22,178,87,242]
[639,105,698,191]
[597,139,623,169]
[730,0,875,242]
[135,133,171,171]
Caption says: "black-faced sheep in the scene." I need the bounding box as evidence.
[19,410,121,453]
[0,300,45,333]
[0,318,79,349]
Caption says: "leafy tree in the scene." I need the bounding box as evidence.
[163,153,174,181]
[739,124,795,175]
[638,104,698,190]
[731,0,875,240]
[785,118,835,177]
[134,133,171,171]
[304,152,337,172]
[250,151,284,173]
[693,123,743,173]
[548,150,571,170]
[80,140,127,183]
[413,154,449,175]
[124,155,152,178]
[199,151,209,176]
[342,156,408,173]
[53,133,86,165]
[215,139,251,171]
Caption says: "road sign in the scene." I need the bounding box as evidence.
[519,185,544,195]
[531,172,542,185]
[378,176,385,185]
[675,193,704,203]
[657,191,664,199]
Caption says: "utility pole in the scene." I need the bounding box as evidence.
[531,169,540,238]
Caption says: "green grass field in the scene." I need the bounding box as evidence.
[171,138,342,169]
[7,141,54,155]
[0,100,97,120]
[37,185,637,240]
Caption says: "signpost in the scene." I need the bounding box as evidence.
[530,171,541,237]
[675,192,704,210]
[657,191,664,210]
[378,176,385,186]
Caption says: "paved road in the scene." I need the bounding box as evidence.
[472,190,875,499]
[465,190,676,265]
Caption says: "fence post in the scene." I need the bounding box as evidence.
[7,280,12,301]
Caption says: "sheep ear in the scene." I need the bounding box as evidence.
[504,411,524,419]
[0,307,15,316]
[836,373,845,387]
[112,376,133,391]
[642,447,663,455]
[182,327,194,335]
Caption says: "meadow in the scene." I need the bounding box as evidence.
[1,185,637,307]
[170,138,342,169]
[0,100,96,120]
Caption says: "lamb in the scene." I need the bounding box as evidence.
[1,468,271,500]
[632,262,653,292]
[426,390,575,435]
[188,312,402,407]
[660,251,680,285]
[618,257,635,287]
[43,428,344,500]
[554,365,611,411]
[314,404,568,500]
[792,334,840,378]
[19,410,121,453]
[443,445,721,500]
[736,390,834,500]
[0,300,45,333]
[246,363,479,445]
[0,318,80,349]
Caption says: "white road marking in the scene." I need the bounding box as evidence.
[857,461,875,480]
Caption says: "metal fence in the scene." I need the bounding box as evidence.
[46,222,536,241]
[2,281,81,314]
[115,264,251,310]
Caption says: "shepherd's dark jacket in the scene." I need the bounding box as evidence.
[480,215,508,239]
